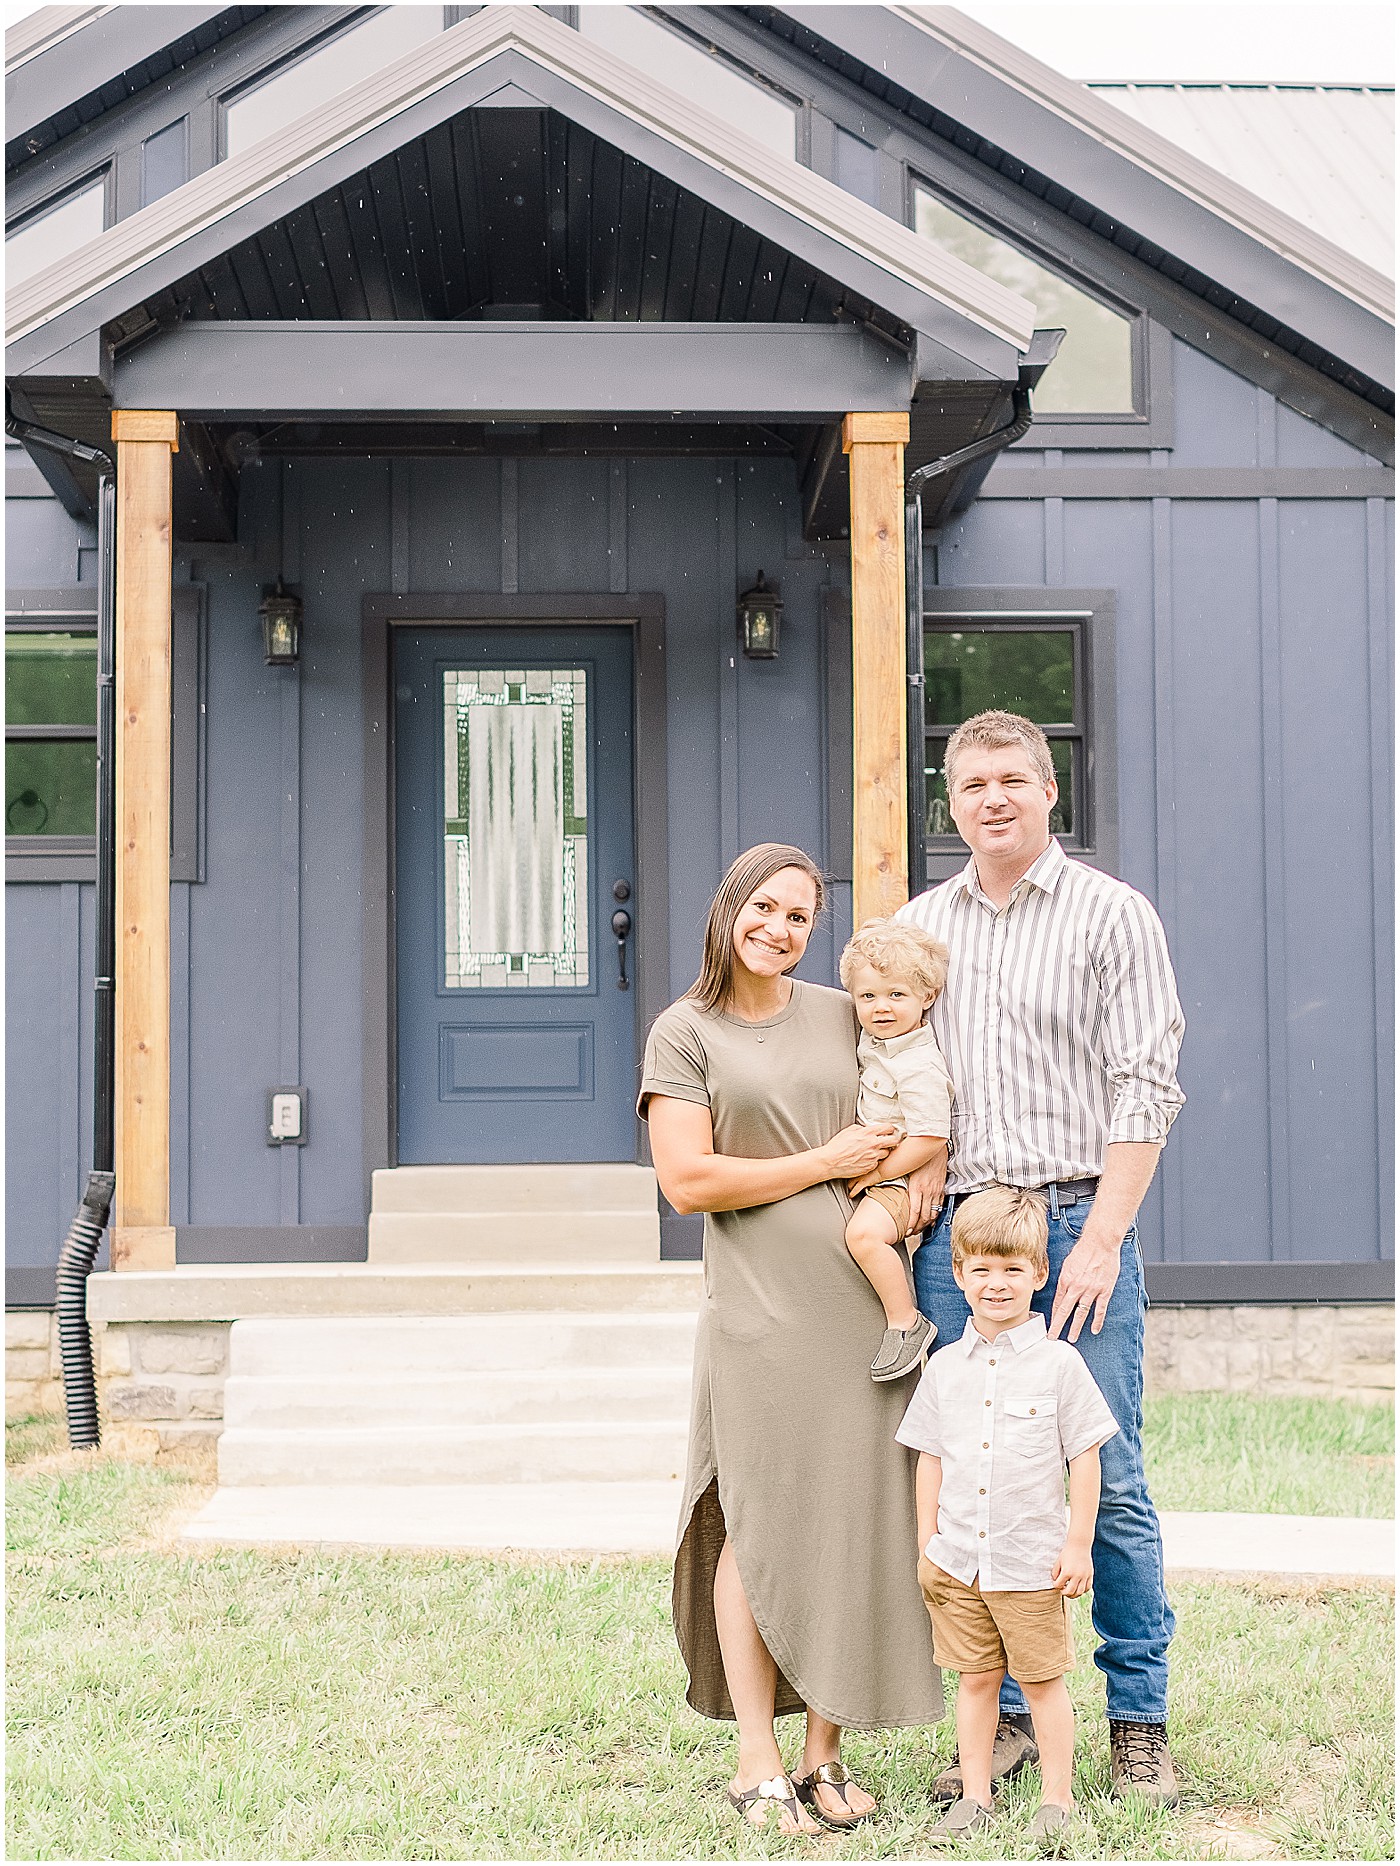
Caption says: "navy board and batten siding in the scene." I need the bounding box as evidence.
[4,332,1393,1296]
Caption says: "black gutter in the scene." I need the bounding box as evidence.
[5,398,116,1448]
[903,331,1066,899]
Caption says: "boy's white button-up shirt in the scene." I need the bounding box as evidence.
[896,1314,1119,1591]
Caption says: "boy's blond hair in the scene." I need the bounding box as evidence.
[951,1185,1050,1276]
[839,918,949,1001]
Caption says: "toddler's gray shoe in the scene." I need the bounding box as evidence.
[871,1314,936,1380]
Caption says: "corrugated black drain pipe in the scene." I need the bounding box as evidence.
[7,399,118,1448]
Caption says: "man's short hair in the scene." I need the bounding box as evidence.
[839,918,949,1000]
[944,709,1055,798]
[950,1185,1050,1276]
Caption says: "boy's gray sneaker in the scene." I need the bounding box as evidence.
[871,1315,936,1381]
[1029,1804,1074,1853]
[932,1797,994,1839]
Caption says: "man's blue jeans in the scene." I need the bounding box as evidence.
[912,1194,1174,1725]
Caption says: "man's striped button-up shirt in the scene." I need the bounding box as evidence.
[896,839,1185,1194]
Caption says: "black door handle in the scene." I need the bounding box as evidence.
[611,908,632,990]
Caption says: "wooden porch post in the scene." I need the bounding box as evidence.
[842,412,910,925]
[110,410,179,1271]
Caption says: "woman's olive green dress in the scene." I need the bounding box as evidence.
[639,979,943,1731]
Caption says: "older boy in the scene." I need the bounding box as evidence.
[897,1186,1118,1843]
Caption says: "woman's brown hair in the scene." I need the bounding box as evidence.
[686,843,826,1015]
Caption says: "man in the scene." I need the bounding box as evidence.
[898,707,1186,1805]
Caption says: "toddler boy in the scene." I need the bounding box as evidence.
[838,918,952,1381]
[895,1186,1119,1844]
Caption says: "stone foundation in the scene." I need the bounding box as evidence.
[1145,1304,1394,1407]
[6,1312,231,1469]
[7,1305,1393,1458]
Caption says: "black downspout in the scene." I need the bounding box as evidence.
[6,401,117,1448]
[902,339,1060,903]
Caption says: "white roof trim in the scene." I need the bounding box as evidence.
[5,5,112,75]
[5,4,1037,354]
[900,7,1394,325]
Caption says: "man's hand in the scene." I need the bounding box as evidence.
[1052,1537,1094,1597]
[905,1156,946,1238]
[1048,1213,1123,1341]
[1048,1143,1162,1341]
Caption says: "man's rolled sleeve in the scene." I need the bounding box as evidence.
[1098,894,1186,1145]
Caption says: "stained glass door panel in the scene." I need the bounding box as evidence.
[395,627,636,1164]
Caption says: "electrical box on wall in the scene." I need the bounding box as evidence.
[267,1087,308,1146]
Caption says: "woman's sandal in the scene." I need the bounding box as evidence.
[726,1773,821,1835]
[793,1760,877,1828]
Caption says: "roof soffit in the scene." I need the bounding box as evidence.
[5,4,1034,378]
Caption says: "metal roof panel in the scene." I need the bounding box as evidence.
[1087,85,1394,281]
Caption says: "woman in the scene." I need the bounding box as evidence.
[640,843,943,1836]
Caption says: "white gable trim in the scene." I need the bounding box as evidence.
[6,5,1037,354]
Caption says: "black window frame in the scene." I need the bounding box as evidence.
[921,589,1119,885]
[5,584,206,885]
[906,172,1174,449]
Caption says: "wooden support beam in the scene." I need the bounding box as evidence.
[111,409,179,1271]
[843,410,910,925]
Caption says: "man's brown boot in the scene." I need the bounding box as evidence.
[1108,1720,1179,1806]
[930,1715,1038,1805]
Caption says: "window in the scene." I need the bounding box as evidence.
[924,622,1082,840]
[913,185,1134,415]
[919,592,1118,877]
[5,177,106,288]
[6,587,205,884]
[223,7,444,158]
[577,8,798,158]
[5,620,97,840]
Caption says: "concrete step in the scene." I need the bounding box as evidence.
[228,1312,698,1376]
[182,1481,685,1552]
[370,1164,659,1214]
[366,1210,658,1264]
[222,1365,694,1430]
[216,1420,690,1486]
[87,1262,704,1323]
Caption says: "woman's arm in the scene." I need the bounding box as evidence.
[648,1096,898,1215]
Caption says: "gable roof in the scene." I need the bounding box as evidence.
[5,4,1036,378]
[1085,83,1394,281]
[767,4,1392,399]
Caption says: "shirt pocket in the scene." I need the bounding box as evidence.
[1002,1396,1059,1456]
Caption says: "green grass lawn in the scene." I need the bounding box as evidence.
[1142,1393,1394,1518]
[7,1401,1394,1862]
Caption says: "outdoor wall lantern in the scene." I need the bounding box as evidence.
[738,572,783,659]
[259,582,302,666]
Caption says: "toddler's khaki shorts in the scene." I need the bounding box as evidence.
[858,1179,910,1235]
[918,1556,1074,1683]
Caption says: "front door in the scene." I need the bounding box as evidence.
[394,626,636,1162]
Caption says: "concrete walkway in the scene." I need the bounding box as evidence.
[179,1486,1395,1578]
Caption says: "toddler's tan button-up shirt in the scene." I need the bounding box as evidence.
[855,1022,952,1139]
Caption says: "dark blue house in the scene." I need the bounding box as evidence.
[5,5,1392,1383]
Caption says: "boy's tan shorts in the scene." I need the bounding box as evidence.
[918,1556,1074,1683]
[856,1180,911,1236]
